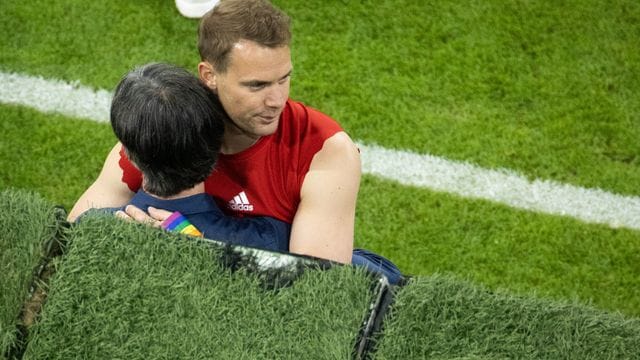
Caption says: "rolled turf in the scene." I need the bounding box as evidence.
[0,189,65,358]
[373,274,640,359]
[23,214,380,359]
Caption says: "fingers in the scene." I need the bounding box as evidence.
[115,210,132,222]
[114,205,174,229]
[147,207,173,222]
[123,205,162,228]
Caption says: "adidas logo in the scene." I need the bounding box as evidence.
[228,191,254,212]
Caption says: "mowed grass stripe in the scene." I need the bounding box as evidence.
[2,70,639,231]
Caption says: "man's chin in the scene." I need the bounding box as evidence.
[255,120,280,136]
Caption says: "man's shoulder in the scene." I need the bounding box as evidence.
[281,99,343,137]
[284,99,331,120]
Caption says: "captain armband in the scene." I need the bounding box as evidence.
[160,211,203,237]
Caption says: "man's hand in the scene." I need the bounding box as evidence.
[115,205,173,228]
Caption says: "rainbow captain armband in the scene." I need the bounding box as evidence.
[160,211,203,237]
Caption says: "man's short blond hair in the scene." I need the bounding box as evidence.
[198,0,291,72]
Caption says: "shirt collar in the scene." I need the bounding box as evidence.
[128,190,223,216]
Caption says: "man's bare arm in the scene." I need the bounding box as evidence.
[67,143,135,221]
[289,132,361,264]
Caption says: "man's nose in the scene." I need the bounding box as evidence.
[264,83,288,108]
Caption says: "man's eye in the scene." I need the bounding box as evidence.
[278,76,290,84]
[249,83,266,90]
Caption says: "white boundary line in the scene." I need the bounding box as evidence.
[2,70,640,230]
[359,143,640,230]
[0,71,111,122]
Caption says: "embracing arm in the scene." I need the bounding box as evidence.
[289,132,361,264]
[67,143,135,222]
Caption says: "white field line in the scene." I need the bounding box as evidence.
[2,70,640,230]
[0,71,111,122]
[359,143,640,230]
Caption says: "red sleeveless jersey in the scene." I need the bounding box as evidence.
[119,99,343,223]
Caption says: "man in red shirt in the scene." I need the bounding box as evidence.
[68,0,360,264]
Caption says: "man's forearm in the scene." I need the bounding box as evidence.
[68,182,133,221]
[67,143,134,221]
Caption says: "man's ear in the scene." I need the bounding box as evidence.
[198,61,217,92]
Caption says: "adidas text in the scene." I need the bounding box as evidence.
[229,203,254,211]
[228,191,254,212]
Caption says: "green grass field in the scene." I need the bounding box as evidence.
[1,0,639,318]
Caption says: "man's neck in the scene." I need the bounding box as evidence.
[145,182,205,200]
[221,131,260,154]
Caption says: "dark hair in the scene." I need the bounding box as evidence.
[111,63,225,197]
[198,0,291,72]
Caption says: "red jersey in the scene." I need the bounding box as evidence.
[119,99,343,223]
